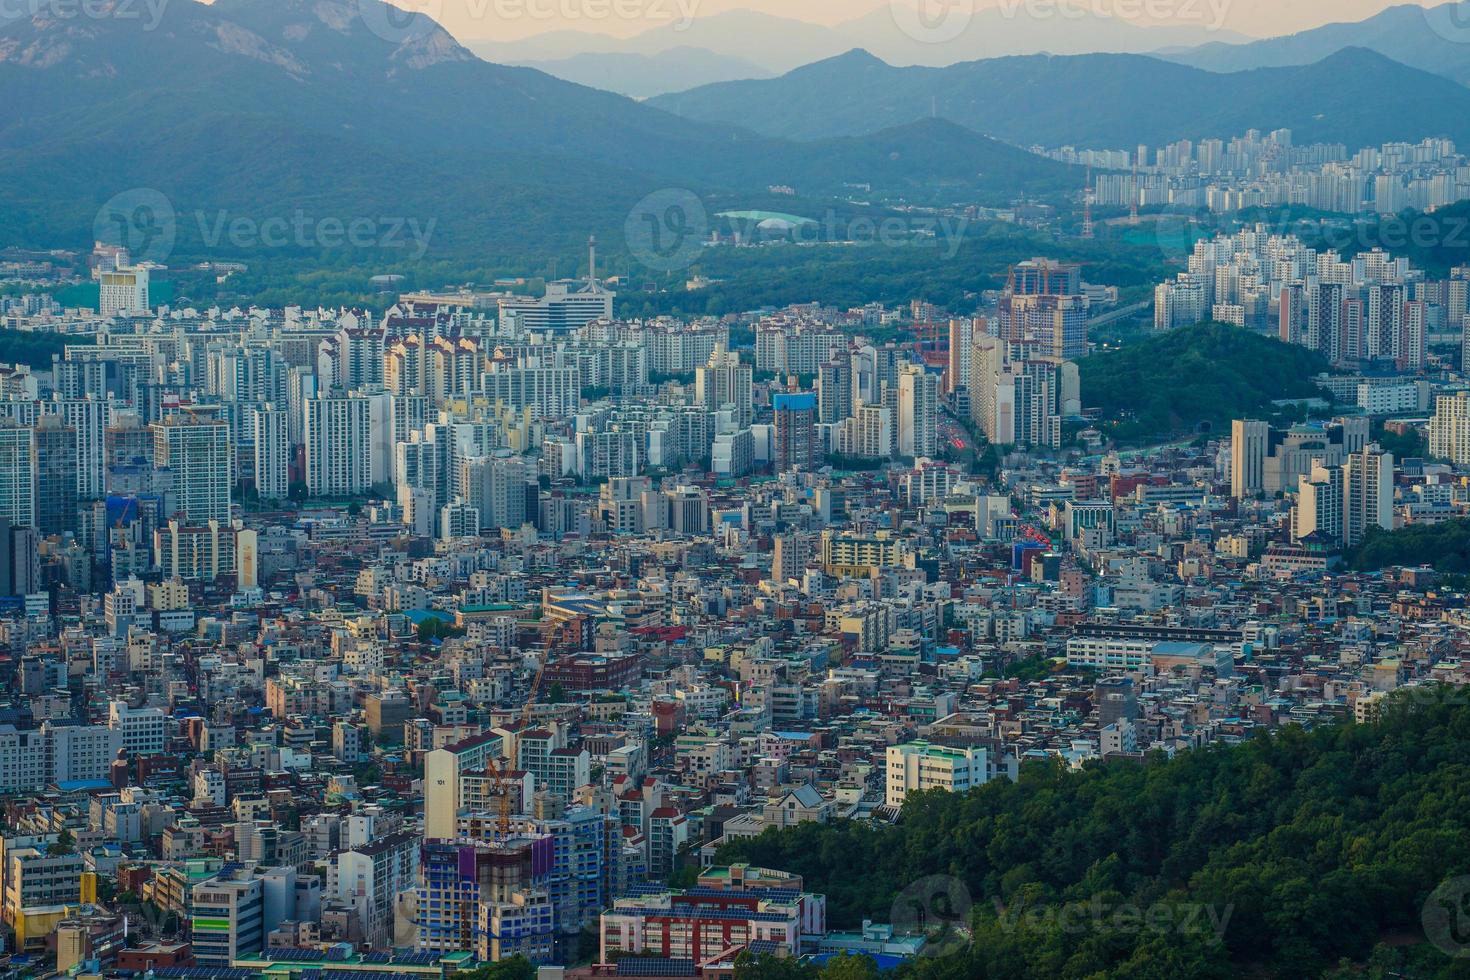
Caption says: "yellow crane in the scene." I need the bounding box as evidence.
[488,652,548,836]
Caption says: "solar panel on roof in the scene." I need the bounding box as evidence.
[615,958,697,977]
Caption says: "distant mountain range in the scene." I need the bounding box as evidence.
[0,0,1077,264]
[1162,1,1470,86]
[467,11,850,78]
[649,46,1470,149]
[507,47,773,100]
[470,5,1251,95]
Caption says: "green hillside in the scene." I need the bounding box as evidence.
[1079,322,1333,445]
[1348,519,1470,572]
[0,327,83,369]
[721,692,1470,980]
[652,47,1470,149]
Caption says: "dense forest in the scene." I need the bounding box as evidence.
[722,691,1470,979]
[1079,322,1334,445]
[0,327,79,369]
[1348,519,1470,573]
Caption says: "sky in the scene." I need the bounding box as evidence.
[378,0,1459,42]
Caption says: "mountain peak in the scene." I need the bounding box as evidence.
[0,0,474,78]
[831,48,887,66]
[211,0,474,70]
[783,47,890,78]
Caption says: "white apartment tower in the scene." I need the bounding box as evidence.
[1230,419,1271,500]
[1343,444,1394,548]
[252,405,290,502]
[897,364,939,459]
[0,425,36,528]
[98,264,150,317]
[305,393,374,497]
[153,412,232,526]
[696,347,754,428]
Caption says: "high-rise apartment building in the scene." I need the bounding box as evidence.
[695,347,753,428]
[251,405,289,502]
[98,264,149,317]
[772,392,817,471]
[897,365,938,458]
[1343,445,1394,548]
[771,532,810,585]
[1294,461,1344,542]
[0,425,35,529]
[1230,420,1271,500]
[816,357,852,424]
[305,393,373,497]
[153,412,232,525]
[33,415,77,535]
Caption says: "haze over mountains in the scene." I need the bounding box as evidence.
[484,1,1470,100]
[2,0,1468,266]
[477,5,1252,97]
[650,46,1470,148]
[0,0,1077,261]
[1163,1,1470,86]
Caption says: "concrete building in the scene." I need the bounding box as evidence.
[885,741,988,807]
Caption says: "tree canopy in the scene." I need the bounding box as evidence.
[1348,519,1470,573]
[1079,322,1333,445]
[719,690,1470,979]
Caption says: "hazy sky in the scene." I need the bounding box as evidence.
[383,0,1456,41]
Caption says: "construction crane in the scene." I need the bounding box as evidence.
[428,654,548,844]
[487,652,549,837]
